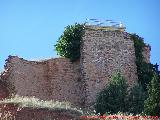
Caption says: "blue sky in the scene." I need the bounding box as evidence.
[0,0,160,70]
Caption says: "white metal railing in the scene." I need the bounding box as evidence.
[85,18,126,31]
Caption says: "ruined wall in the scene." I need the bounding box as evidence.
[0,25,151,110]
[0,81,9,100]
[0,56,83,107]
[81,26,138,106]
[47,58,83,106]
[1,56,50,100]
[143,45,151,63]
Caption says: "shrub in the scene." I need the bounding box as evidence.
[94,72,128,115]
[127,83,147,114]
[54,23,84,61]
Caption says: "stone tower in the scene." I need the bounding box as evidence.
[80,25,138,107]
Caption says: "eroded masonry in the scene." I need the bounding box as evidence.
[0,25,150,109]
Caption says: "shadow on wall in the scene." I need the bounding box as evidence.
[0,81,9,100]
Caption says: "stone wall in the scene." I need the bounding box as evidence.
[142,45,151,63]
[0,81,9,100]
[0,25,151,110]
[47,58,83,106]
[0,56,83,107]
[81,26,138,106]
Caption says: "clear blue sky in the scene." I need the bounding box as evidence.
[0,0,160,71]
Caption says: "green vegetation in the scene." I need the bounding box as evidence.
[94,72,148,115]
[127,83,147,114]
[144,73,160,116]
[130,34,159,91]
[54,23,84,61]
[94,72,128,115]
[130,33,160,116]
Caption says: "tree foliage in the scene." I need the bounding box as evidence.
[94,72,149,115]
[94,72,128,115]
[54,23,84,61]
[130,34,159,91]
[144,73,160,116]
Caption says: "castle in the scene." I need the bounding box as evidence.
[0,25,150,110]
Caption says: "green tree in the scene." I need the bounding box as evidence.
[54,23,84,61]
[94,72,128,115]
[130,34,160,92]
[144,73,160,116]
[127,83,147,114]
[130,34,153,91]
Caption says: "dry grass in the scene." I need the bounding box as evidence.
[1,96,159,120]
[0,95,83,116]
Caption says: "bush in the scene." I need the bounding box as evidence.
[54,23,84,61]
[127,83,147,114]
[94,73,149,115]
[94,72,128,115]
